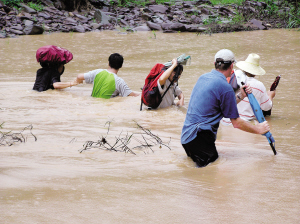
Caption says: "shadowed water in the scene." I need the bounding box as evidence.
[0,29,299,223]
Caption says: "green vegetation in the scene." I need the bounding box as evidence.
[2,0,23,6]
[1,0,299,30]
[27,2,44,11]
[210,0,245,5]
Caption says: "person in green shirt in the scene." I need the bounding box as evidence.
[76,53,139,98]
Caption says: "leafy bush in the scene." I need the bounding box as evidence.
[2,0,23,6]
[28,2,44,11]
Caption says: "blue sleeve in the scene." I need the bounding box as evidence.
[220,90,239,118]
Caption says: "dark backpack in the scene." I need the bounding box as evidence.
[140,63,167,110]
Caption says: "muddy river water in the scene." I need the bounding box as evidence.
[0,29,299,223]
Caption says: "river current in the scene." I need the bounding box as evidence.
[0,29,299,223]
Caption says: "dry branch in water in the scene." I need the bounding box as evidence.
[0,123,37,146]
[79,121,171,154]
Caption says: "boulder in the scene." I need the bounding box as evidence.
[90,22,101,30]
[134,25,151,31]
[146,21,162,30]
[38,12,52,19]
[185,24,207,32]
[41,0,54,7]
[141,13,152,21]
[73,25,86,33]
[249,19,267,30]
[10,24,23,31]
[10,28,24,35]
[148,5,168,14]
[94,9,114,25]
[0,32,6,38]
[43,25,51,31]
[161,22,186,31]
[20,3,36,14]
[23,25,44,35]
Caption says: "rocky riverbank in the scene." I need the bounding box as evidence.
[0,0,297,38]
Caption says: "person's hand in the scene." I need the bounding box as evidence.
[72,78,82,86]
[256,121,270,134]
[171,58,178,67]
[176,100,184,107]
[241,83,252,98]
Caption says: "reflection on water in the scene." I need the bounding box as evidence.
[0,30,300,223]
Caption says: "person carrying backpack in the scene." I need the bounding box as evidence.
[156,59,184,109]
[141,58,185,110]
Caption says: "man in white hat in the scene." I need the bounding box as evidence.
[235,53,276,121]
[181,49,270,168]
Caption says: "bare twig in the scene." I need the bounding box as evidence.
[79,121,171,154]
[0,124,37,146]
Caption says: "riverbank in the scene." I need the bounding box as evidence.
[0,0,299,38]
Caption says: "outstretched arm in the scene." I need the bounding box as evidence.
[158,59,178,86]
[128,91,140,97]
[52,79,79,89]
[230,117,270,135]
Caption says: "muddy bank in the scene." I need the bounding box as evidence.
[0,0,297,38]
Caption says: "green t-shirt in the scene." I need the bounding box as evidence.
[91,70,116,99]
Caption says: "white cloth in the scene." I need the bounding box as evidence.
[84,69,132,97]
[238,76,272,120]
[221,75,272,125]
[157,79,182,109]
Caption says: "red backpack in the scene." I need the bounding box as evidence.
[140,63,167,110]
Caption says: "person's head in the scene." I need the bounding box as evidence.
[169,64,183,83]
[40,62,65,75]
[108,53,124,70]
[214,49,236,71]
[236,53,266,77]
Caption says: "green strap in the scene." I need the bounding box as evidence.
[91,70,116,99]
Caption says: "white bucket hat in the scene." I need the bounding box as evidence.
[236,53,266,76]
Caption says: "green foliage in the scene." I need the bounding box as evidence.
[27,2,44,11]
[287,14,300,28]
[2,0,23,6]
[230,12,244,24]
[203,17,222,25]
[210,0,244,5]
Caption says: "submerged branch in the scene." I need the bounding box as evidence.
[0,124,37,146]
[79,121,171,154]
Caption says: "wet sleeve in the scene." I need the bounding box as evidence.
[220,91,239,119]
[51,75,61,84]
[84,69,103,84]
[174,85,182,97]
[157,79,165,94]
[115,77,132,97]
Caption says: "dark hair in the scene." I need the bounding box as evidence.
[215,58,232,71]
[172,64,183,82]
[109,53,124,70]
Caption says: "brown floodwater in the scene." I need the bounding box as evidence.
[0,29,299,223]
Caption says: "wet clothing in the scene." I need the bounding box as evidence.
[157,79,182,109]
[33,66,62,92]
[221,75,273,125]
[182,130,218,167]
[84,69,132,98]
[237,76,272,120]
[181,69,239,167]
